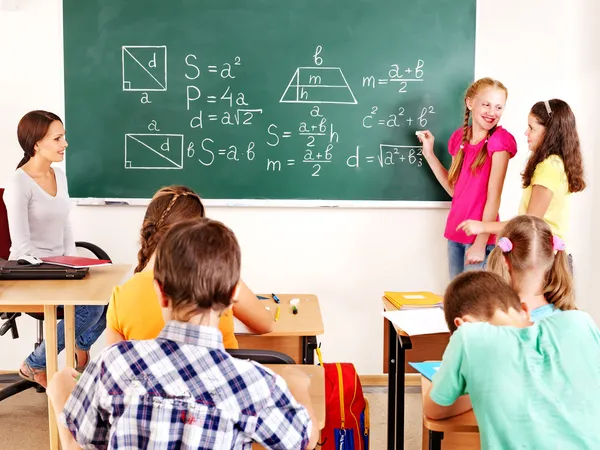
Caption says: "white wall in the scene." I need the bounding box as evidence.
[1,0,598,374]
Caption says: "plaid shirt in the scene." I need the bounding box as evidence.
[61,321,311,449]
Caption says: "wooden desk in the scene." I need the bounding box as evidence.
[253,364,325,450]
[237,294,324,364]
[382,297,449,450]
[0,264,132,450]
[420,377,479,450]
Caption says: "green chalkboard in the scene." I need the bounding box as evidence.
[63,0,475,203]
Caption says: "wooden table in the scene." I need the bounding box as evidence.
[253,364,325,450]
[420,377,479,450]
[382,297,450,450]
[0,264,132,450]
[237,294,324,364]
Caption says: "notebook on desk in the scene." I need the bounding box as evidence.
[0,259,89,280]
[409,361,441,381]
[384,291,443,310]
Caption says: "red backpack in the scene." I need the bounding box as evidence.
[318,362,370,450]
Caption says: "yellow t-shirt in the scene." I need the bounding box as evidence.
[106,270,238,349]
[518,155,570,240]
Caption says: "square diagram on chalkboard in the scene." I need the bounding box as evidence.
[122,45,167,91]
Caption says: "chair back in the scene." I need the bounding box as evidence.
[227,349,295,365]
[0,188,11,260]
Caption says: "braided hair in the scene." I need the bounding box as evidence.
[135,186,205,273]
[447,78,507,187]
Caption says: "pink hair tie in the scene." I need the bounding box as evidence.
[552,235,566,251]
[497,237,513,253]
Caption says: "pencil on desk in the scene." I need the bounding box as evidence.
[275,305,281,322]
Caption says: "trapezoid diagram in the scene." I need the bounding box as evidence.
[280,67,357,104]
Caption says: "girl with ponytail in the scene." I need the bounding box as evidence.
[418,78,518,279]
[487,215,575,322]
[106,185,273,347]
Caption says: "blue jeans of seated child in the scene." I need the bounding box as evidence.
[25,305,106,370]
[448,240,495,280]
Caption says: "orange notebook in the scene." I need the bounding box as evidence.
[384,291,442,310]
[42,256,112,269]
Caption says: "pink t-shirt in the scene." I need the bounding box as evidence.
[444,126,517,244]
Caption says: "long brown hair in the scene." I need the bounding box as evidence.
[522,99,586,193]
[16,110,63,169]
[487,215,575,311]
[447,78,508,187]
[135,185,205,273]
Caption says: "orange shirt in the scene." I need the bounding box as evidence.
[106,270,238,349]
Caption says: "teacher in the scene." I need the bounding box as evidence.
[4,110,106,387]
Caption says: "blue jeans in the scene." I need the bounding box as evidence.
[26,305,106,370]
[448,240,495,280]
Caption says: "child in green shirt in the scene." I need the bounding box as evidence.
[424,270,600,449]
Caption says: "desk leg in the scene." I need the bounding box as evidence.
[64,305,76,368]
[428,431,444,450]
[387,320,398,450]
[44,305,60,450]
[302,336,317,365]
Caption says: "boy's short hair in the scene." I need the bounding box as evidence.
[444,271,522,333]
[154,218,241,316]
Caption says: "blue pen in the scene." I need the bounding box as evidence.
[272,293,280,304]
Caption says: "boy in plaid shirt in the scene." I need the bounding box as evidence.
[47,218,317,449]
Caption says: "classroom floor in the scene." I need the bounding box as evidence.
[0,383,424,449]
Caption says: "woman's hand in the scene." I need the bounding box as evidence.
[456,220,485,236]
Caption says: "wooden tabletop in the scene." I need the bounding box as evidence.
[254,294,324,336]
[0,264,132,308]
[421,376,478,433]
[265,364,325,429]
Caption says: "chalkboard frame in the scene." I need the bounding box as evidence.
[64,0,475,208]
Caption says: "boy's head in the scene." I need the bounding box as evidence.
[153,218,241,320]
[444,271,529,333]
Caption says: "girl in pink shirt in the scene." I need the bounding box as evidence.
[418,78,517,279]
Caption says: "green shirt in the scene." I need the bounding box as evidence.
[430,311,600,449]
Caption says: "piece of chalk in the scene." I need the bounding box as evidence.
[415,131,425,137]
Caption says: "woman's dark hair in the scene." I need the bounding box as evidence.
[17,110,63,169]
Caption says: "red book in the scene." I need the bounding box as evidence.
[41,256,112,269]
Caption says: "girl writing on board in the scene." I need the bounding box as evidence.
[105,185,273,347]
[457,99,585,272]
[418,77,518,279]
[4,110,106,387]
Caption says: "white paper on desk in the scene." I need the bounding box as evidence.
[382,308,449,335]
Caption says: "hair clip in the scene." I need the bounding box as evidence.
[552,235,565,251]
[544,100,552,116]
[497,237,513,253]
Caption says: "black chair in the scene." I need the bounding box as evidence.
[227,349,295,365]
[0,187,112,401]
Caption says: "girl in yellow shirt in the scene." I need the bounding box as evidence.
[457,99,586,271]
[106,186,273,348]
